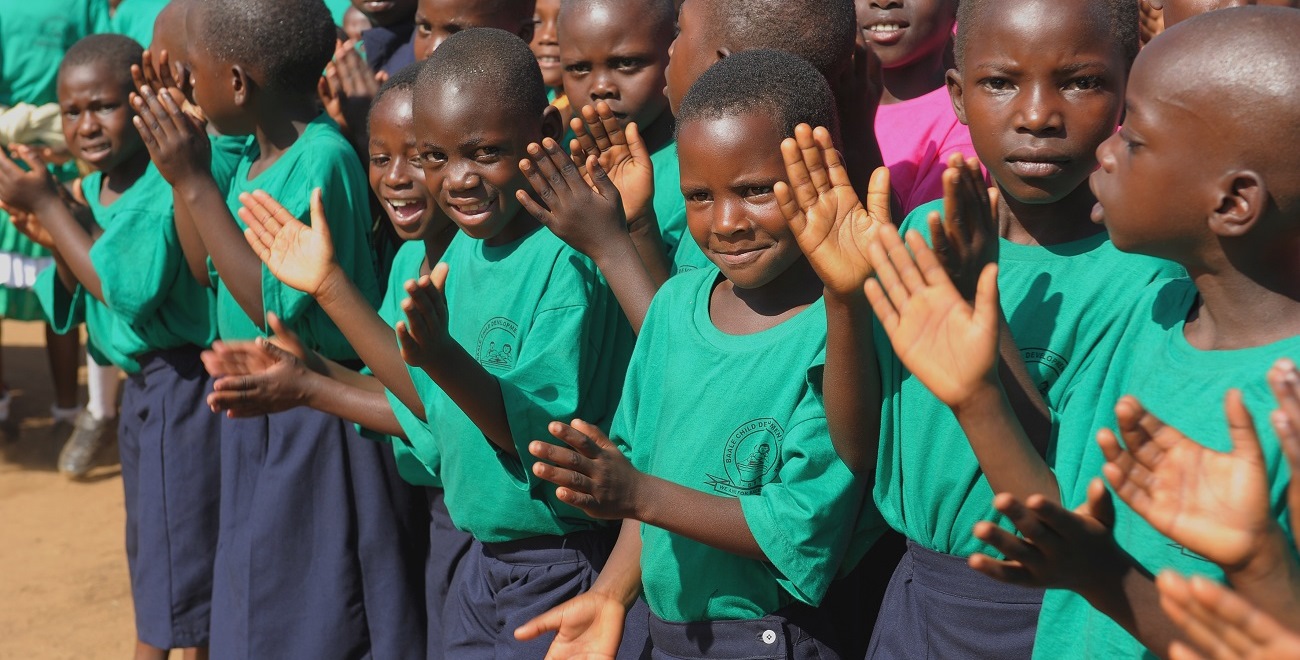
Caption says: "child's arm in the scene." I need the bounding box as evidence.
[1157,572,1300,660]
[864,226,1059,500]
[773,124,889,473]
[0,147,105,301]
[238,188,425,418]
[528,420,765,560]
[514,518,644,659]
[317,40,383,155]
[516,138,660,332]
[131,85,266,324]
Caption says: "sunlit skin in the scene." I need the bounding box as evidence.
[413,0,536,60]
[530,0,563,88]
[184,8,253,136]
[414,84,559,245]
[558,1,674,150]
[1154,0,1300,26]
[679,112,823,333]
[855,0,958,103]
[947,0,1125,245]
[58,62,149,202]
[663,0,721,115]
[368,91,452,243]
[350,0,417,27]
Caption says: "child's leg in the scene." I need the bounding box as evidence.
[426,488,473,660]
[85,350,121,421]
[44,323,79,413]
[59,346,120,477]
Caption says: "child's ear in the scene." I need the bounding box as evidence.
[1208,171,1265,238]
[231,64,253,108]
[715,46,731,64]
[540,104,564,143]
[946,69,968,125]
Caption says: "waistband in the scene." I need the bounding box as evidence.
[906,540,1044,605]
[480,528,615,566]
[132,345,206,377]
[648,607,814,659]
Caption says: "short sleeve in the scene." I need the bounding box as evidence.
[33,265,84,334]
[90,210,177,323]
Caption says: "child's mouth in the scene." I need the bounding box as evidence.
[447,198,498,225]
[713,245,768,267]
[385,198,428,229]
[80,142,112,160]
[865,22,907,46]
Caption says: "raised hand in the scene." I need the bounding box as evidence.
[1268,358,1300,541]
[130,84,212,187]
[513,590,629,660]
[1097,392,1276,570]
[528,419,645,520]
[928,153,999,301]
[240,187,337,297]
[1157,572,1300,660]
[968,478,1125,592]
[0,145,62,214]
[517,137,627,260]
[774,123,891,297]
[6,206,56,250]
[864,226,1001,407]
[568,102,656,228]
[317,40,381,138]
[395,263,454,371]
[131,49,193,118]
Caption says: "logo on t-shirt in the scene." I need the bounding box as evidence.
[1020,347,1069,397]
[706,418,784,497]
[476,317,519,371]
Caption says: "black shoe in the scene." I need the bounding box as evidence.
[58,410,117,479]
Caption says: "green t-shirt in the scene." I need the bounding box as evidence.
[873,199,1182,557]
[212,114,379,360]
[107,0,169,47]
[0,0,109,106]
[323,0,352,25]
[35,163,214,372]
[412,225,630,543]
[652,141,715,276]
[612,267,883,622]
[1033,278,1300,660]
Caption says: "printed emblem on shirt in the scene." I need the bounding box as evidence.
[476,317,519,371]
[1020,347,1069,397]
[676,265,698,275]
[706,418,783,497]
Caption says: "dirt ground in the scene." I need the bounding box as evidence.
[0,319,134,659]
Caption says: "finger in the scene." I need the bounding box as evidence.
[513,605,566,641]
[888,230,930,296]
[966,552,1038,586]
[780,133,819,216]
[251,189,296,234]
[516,167,559,226]
[972,263,1000,330]
[395,321,422,364]
[866,229,910,309]
[243,226,272,261]
[864,165,892,225]
[815,126,855,191]
[570,114,599,161]
[265,312,305,355]
[529,140,573,198]
[993,493,1057,550]
[595,101,625,148]
[156,50,181,92]
[401,294,435,345]
[587,155,620,201]
[547,420,605,460]
[14,145,48,172]
[774,181,805,228]
[571,418,619,453]
[1223,389,1265,463]
[972,520,1042,565]
[909,227,959,290]
[624,121,652,166]
[543,137,584,192]
[863,278,899,333]
[582,104,612,152]
[238,193,282,237]
[530,454,595,494]
[795,123,832,194]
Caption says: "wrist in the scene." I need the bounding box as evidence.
[1225,522,1296,586]
[314,265,350,305]
[824,286,869,310]
[626,208,658,236]
[949,376,1005,417]
[589,230,639,269]
[1077,547,1141,612]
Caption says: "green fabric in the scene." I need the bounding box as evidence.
[1033,278,1300,659]
[649,141,686,258]
[213,115,379,361]
[34,163,213,372]
[107,0,170,47]
[612,267,882,622]
[871,199,1182,557]
[323,0,352,25]
[412,226,629,543]
[0,0,109,106]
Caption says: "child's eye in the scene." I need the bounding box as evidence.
[685,190,710,203]
[369,155,390,167]
[565,63,591,75]
[1067,76,1103,91]
[421,150,446,165]
[416,21,432,35]
[97,105,119,115]
[613,58,643,72]
[744,186,774,199]
[473,147,502,162]
[980,78,1012,92]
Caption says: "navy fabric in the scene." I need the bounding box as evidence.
[866,541,1043,660]
[442,530,618,659]
[647,604,838,660]
[118,347,221,649]
[209,406,427,660]
[361,22,416,76]
[620,597,654,659]
[425,487,473,660]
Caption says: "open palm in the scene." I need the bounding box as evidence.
[239,188,336,297]
[516,591,627,660]
[570,102,654,225]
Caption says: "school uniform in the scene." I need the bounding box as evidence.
[1033,278,1300,660]
[402,225,639,659]
[610,267,884,660]
[105,0,170,47]
[206,115,426,660]
[34,163,220,650]
[866,199,1184,659]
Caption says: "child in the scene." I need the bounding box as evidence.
[344,5,375,43]
[531,0,563,95]
[949,9,1300,657]
[411,0,536,60]
[353,0,419,75]
[1150,0,1299,26]
[0,34,220,659]
[855,0,978,214]
[386,28,635,658]
[517,50,884,660]
[130,0,426,657]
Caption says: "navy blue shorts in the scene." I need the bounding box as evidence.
[118,347,221,649]
[425,487,472,660]
[209,406,427,659]
[866,541,1044,659]
[647,603,837,660]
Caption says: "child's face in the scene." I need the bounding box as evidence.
[679,113,805,289]
[370,92,449,242]
[187,10,250,135]
[530,0,563,88]
[414,87,538,241]
[665,0,722,114]
[949,0,1125,205]
[855,0,957,69]
[559,3,671,133]
[414,0,536,61]
[351,0,418,27]
[57,64,144,173]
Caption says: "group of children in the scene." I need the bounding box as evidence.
[2,0,1298,658]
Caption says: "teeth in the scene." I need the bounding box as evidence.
[389,200,416,208]
[456,201,490,214]
[870,24,902,32]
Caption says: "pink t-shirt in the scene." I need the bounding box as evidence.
[875,85,977,214]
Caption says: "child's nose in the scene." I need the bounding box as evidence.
[712,199,751,235]
[590,74,618,100]
[1014,85,1065,135]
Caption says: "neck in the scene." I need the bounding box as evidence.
[881,48,950,104]
[639,111,676,153]
[728,258,823,320]
[997,183,1105,247]
[1184,236,1300,350]
[102,150,152,195]
[485,208,541,248]
[422,223,458,268]
[250,92,322,169]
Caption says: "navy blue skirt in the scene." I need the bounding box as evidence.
[647,602,837,660]
[209,405,427,659]
[425,487,472,660]
[118,347,222,649]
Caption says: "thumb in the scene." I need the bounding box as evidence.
[1223,389,1265,463]
[310,188,333,239]
[266,312,305,353]
[973,264,1000,328]
[865,166,892,225]
[587,155,619,200]
[430,261,449,295]
[514,604,566,641]
[1083,478,1116,529]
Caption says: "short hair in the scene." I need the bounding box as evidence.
[955,0,1140,69]
[199,0,336,95]
[559,0,675,40]
[702,0,857,80]
[59,34,144,91]
[369,59,426,121]
[414,28,547,120]
[676,50,840,142]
